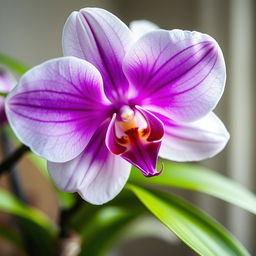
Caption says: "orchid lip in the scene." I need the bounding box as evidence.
[106,105,164,177]
[142,162,164,177]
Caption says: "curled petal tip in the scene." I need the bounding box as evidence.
[143,162,164,177]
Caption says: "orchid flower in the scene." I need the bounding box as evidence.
[0,68,15,125]
[5,8,229,204]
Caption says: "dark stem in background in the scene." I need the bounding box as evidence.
[57,195,83,255]
[0,133,83,254]
[1,132,35,256]
[59,195,83,238]
[1,133,28,203]
[0,144,29,175]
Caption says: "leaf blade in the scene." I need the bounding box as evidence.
[79,206,140,256]
[127,184,250,256]
[0,54,29,75]
[129,161,256,214]
[0,189,57,236]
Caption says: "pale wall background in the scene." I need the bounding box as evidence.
[0,0,255,255]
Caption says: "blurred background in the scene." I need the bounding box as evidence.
[0,0,255,255]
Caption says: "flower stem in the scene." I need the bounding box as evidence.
[59,195,83,238]
[0,144,29,175]
[57,196,83,255]
[1,132,36,255]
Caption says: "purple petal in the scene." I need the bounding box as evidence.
[0,68,16,125]
[0,68,16,93]
[129,20,159,39]
[0,98,7,125]
[157,112,230,161]
[136,106,164,141]
[124,30,226,122]
[48,121,131,205]
[6,57,111,162]
[63,8,134,102]
[105,114,127,155]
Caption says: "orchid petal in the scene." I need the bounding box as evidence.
[158,112,230,161]
[129,20,159,39]
[136,106,164,141]
[6,57,110,162]
[124,30,226,122]
[48,122,131,205]
[121,139,163,177]
[63,8,134,102]
[0,68,16,93]
[105,114,127,155]
[0,99,7,125]
[0,68,16,124]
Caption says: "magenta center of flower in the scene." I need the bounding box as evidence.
[115,106,149,145]
[106,105,164,177]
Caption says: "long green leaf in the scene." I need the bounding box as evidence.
[0,54,29,75]
[129,160,256,214]
[0,225,24,251]
[79,206,140,256]
[0,189,57,236]
[127,184,250,256]
[0,189,57,255]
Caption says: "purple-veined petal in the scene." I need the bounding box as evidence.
[6,57,111,162]
[0,68,16,125]
[0,67,16,93]
[63,8,134,102]
[129,20,159,39]
[48,121,131,205]
[124,29,226,122]
[157,111,230,161]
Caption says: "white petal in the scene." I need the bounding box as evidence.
[63,8,134,101]
[159,112,230,161]
[129,20,159,39]
[123,29,226,122]
[5,57,110,162]
[48,122,131,205]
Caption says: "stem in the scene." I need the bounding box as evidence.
[59,195,83,238]
[1,132,35,255]
[0,144,29,175]
[57,196,83,255]
[1,134,28,203]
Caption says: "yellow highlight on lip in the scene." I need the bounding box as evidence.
[118,106,149,140]
[120,106,134,121]
[119,118,137,131]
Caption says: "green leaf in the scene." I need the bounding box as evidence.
[0,189,56,236]
[0,189,57,255]
[0,54,29,75]
[58,191,76,209]
[0,225,24,252]
[0,92,8,97]
[70,191,144,256]
[127,184,250,256]
[129,160,256,214]
[79,206,141,256]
